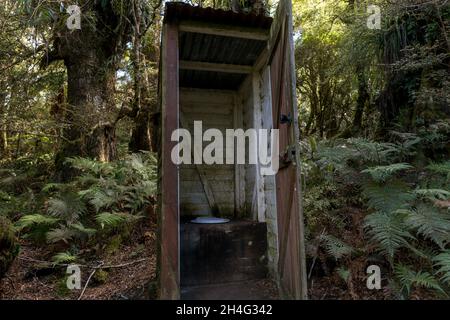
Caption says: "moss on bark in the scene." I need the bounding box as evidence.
[0,216,19,278]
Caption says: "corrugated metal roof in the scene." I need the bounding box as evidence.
[164,2,273,29]
[163,2,272,90]
[179,32,266,66]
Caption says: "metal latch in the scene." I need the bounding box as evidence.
[280,113,292,125]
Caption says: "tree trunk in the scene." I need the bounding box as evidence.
[48,2,132,180]
[55,52,118,179]
[129,107,152,153]
[352,65,369,133]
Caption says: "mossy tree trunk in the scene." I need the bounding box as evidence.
[45,2,132,180]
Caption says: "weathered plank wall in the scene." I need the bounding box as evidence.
[259,66,279,278]
[239,77,257,218]
[179,89,236,217]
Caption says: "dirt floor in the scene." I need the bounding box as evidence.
[181,279,279,300]
[0,221,157,300]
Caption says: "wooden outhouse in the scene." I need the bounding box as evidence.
[157,0,307,299]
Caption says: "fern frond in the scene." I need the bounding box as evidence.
[337,267,350,282]
[86,189,117,213]
[402,204,450,248]
[51,251,77,266]
[320,234,354,260]
[70,223,97,236]
[46,226,75,244]
[42,183,66,194]
[364,211,414,258]
[47,192,87,222]
[16,214,59,230]
[394,264,444,296]
[347,138,400,163]
[362,180,414,212]
[362,163,413,183]
[96,212,127,229]
[414,189,450,201]
[433,250,450,284]
[427,161,450,176]
[66,157,114,176]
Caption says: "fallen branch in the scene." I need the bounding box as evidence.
[19,256,148,270]
[78,262,103,300]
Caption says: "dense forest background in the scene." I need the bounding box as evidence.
[0,0,449,299]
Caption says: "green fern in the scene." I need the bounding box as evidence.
[66,157,114,176]
[347,138,400,164]
[364,211,415,258]
[401,205,450,249]
[394,264,445,296]
[16,214,59,230]
[337,267,350,282]
[86,189,118,213]
[414,189,450,201]
[362,163,413,183]
[427,161,450,180]
[70,222,97,236]
[46,226,76,244]
[320,234,354,260]
[47,192,87,222]
[433,250,450,284]
[362,180,414,213]
[95,212,139,229]
[51,252,77,266]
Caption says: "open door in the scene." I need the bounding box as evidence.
[158,22,180,299]
[268,0,307,299]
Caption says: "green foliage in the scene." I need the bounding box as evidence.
[336,267,350,283]
[16,214,59,230]
[303,133,450,298]
[51,252,77,266]
[362,163,413,183]
[433,250,450,284]
[320,234,354,260]
[47,192,87,222]
[403,205,450,249]
[0,216,20,277]
[413,189,450,201]
[14,152,157,256]
[427,161,450,181]
[394,264,444,297]
[364,211,414,259]
[96,212,140,230]
[362,180,413,213]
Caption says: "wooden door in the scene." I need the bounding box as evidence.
[268,0,307,300]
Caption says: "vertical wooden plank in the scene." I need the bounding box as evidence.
[286,0,308,299]
[179,112,217,213]
[268,0,307,300]
[261,65,279,277]
[159,22,180,300]
[233,94,245,217]
[252,72,266,223]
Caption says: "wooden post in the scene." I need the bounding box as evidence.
[159,22,180,300]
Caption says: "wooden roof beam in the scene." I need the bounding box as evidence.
[179,21,269,41]
[180,60,253,74]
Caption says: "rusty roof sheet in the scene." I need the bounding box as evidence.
[164,2,273,29]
